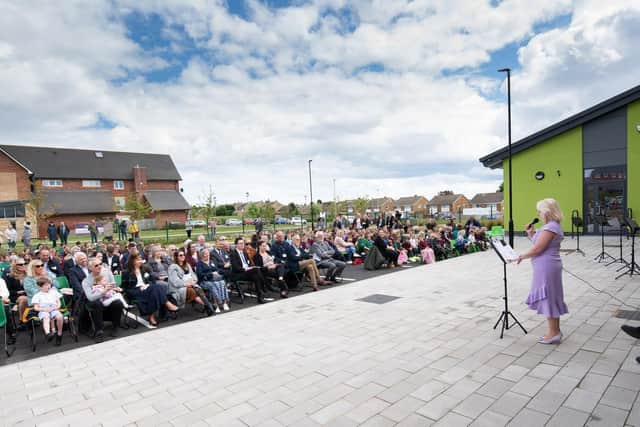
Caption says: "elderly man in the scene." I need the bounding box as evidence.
[195,234,207,252]
[82,257,124,342]
[68,251,89,300]
[311,231,346,282]
[39,247,63,277]
[270,231,289,265]
[210,236,231,278]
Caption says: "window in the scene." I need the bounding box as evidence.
[113,180,125,190]
[82,180,101,188]
[42,179,63,187]
[114,197,125,211]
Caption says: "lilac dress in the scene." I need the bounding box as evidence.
[526,221,569,317]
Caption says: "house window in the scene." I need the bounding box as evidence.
[42,179,63,187]
[441,206,450,213]
[113,180,124,190]
[82,180,101,188]
[114,197,126,211]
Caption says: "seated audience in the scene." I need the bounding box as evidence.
[196,249,230,313]
[229,237,267,304]
[168,249,214,315]
[311,231,346,282]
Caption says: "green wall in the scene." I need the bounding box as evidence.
[628,100,640,218]
[503,127,583,232]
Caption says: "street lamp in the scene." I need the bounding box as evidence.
[498,67,514,248]
[243,192,249,234]
[308,160,314,231]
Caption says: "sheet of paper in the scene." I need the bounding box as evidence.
[491,237,519,261]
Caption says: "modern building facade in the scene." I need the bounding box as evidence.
[480,84,640,233]
[0,145,190,238]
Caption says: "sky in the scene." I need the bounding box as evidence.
[1,0,639,207]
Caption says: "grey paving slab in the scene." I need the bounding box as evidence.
[2,236,640,426]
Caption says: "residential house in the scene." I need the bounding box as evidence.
[470,192,503,215]
[367,197,395,217]
[427,194,472,215]
[0,145,190,238]
[394,195,429,218]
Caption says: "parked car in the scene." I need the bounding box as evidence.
[290,217,308,225]
[274,217,289,224]
[224,218,242,226]
[186,219,206,227]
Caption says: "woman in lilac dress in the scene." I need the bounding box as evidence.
[516,198,569,344]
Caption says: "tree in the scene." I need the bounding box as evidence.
[125,192,153,220]
[216,204,235,216]
[497,182,504,192]
[197,185,217,224]
[262,204,275,221]
[247,202,261,218]
[286,202,299,217]
[353,196,369,216]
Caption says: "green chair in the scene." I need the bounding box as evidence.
[113,274,122,287]
[490,226,504,238]
[1,303,15,357]
[55,276,70,290]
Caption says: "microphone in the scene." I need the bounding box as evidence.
[526,218,539,230]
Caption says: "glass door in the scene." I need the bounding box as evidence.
[584,180,625,234]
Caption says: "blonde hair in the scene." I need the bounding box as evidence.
[536,198,563,223]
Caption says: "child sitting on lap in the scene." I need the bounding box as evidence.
[92,274,128,307]
[31,276,64,346]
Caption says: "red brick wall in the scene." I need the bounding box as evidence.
[0,151,31,201]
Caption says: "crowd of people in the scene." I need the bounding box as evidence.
[0,214,493,351]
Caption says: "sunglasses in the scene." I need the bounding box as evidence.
[178,253,186,257]
[15,263,25,266]
[34,264,44,268]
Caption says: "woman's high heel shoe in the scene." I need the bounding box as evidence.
[538,333,562,344]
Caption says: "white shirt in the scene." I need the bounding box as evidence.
[238,250,249,269]
[32,288,61,308]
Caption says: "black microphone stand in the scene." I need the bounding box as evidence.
[606,217,628,267]
[490,238,527,339]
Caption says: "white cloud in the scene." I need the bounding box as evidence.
[0,0,638,209]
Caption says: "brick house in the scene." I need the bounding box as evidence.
[0,145,190,238]
[427,193,472,215]
[394,195,429,217]
[470,192,503,213]
[367,197,395,217]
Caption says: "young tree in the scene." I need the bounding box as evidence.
[353,196,369,216]
[247,202,261,218]
[286,202,299,217]
[125,192,153,220]
[198,185,217,224]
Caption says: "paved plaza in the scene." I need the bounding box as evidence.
[2,235,640,426]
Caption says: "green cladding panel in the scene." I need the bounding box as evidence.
[628,100,640,218]
[503,127,582,232]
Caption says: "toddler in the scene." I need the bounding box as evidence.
[31,276,63,346]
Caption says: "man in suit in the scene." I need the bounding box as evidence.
[57,221,70,246]
[68,252,89,301]
[311,231,346,282]
[39,247,63,277]
[229,237,267,304]
[63,246,81,278]
[47,221,58,248]
[210,236,231,278]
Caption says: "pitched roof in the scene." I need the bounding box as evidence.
[0,145,182,180]
[471,192,503,204]
[428,194,463,206]
[479,84,640,169]
[368,197,394,208]
[42,190,116,215]
[144,190,190,211]
[395,196,427,206]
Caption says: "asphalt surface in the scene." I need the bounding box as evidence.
[1,262,420,366]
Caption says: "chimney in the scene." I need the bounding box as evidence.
[133,165,147,195]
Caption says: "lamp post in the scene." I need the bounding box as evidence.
[243,192,249,234]
[308,160,314,231]
[498,67,514,248]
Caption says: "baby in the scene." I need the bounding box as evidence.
[31,276,63,346]
[92,274,127,307]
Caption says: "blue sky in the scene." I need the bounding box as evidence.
[1,0,639,205]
